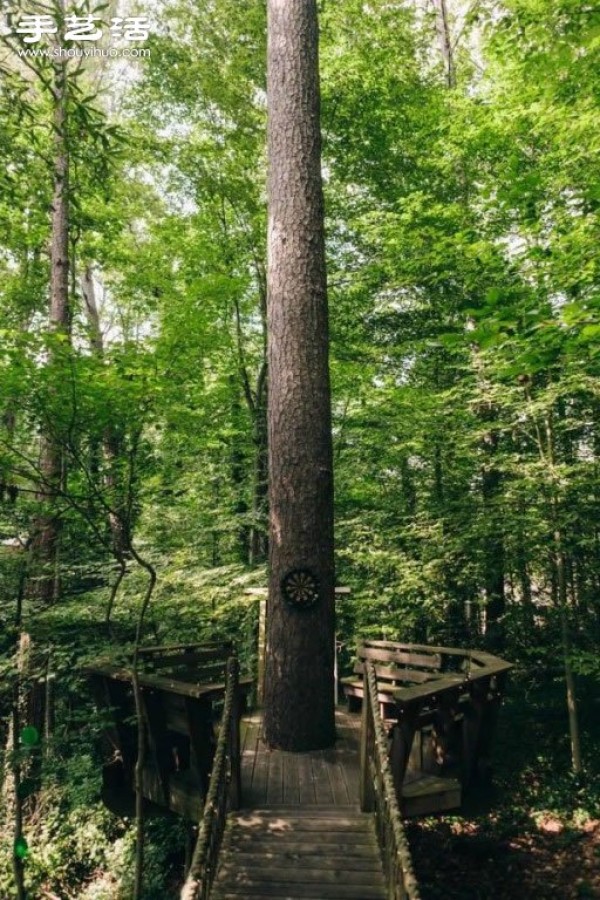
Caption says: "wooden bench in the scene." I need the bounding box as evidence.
[85,641,253,820]
[345,639,512,816]
[343,642,448,717]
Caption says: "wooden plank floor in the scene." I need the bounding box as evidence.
[212,709,387,900]
[240,708,362,809]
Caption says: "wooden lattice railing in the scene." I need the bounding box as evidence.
[360,660,421,900]
[180,656,241,900]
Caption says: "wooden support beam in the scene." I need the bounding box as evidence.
[257,598,266,707]
[359,664,375,813]
[140,688,171,806]
[229,660,242,810]
[246,587,351,708]
[473,672,507,781]
[390,707,420,798]
[185,697,214,801]
[461,677,488,787]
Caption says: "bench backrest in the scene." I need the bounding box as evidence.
[138,640,235,684]
[352,640,512,710]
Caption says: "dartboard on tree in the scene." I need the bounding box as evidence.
[281,568,320,610]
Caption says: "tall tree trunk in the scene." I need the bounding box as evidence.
[543,414,582,775]
[1,410,18,505]
[481,428,505,650]
[263,0,335,751]
[515,511,535,629]
[527,391,582,774]
[1,255,32,507]
[432,0,455,88]
[553,521,583,774]
[31,42,70,603]
[81,267,129,556]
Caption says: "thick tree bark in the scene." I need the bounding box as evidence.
[263,0,335,751]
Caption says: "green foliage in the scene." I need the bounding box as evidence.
[1,0,600,895]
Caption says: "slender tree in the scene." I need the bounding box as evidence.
[263,0,336,751]
[81,268,130,557]
[432,0,455,88]
[28,1,71,603]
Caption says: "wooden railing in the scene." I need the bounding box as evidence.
[180,656,241,900]
[360,661,421,900]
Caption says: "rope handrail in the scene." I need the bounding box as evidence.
[180,655,240,900]
[361,660,420,900]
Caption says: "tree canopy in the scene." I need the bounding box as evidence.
[1,0,599,897]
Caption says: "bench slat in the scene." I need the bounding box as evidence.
[138,642,232,655]
[352,663,439,684]
[140,649,232,669]
[85,664,253,700]
[358,646,442,670]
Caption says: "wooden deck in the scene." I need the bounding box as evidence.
[240,708,361,809]
[212,709,387,900]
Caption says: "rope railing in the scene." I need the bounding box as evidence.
[180,656,241,900]
[360,660,420,900]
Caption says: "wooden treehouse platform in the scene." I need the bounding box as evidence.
[86,637,511,899]
[240,708,361,809]
[344,640,513,816]
[239,706,453,820]
[84,642,252,820]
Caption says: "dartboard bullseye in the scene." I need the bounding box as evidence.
[281,568,320,610]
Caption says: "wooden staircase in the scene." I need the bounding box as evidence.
[182,709,418,900]
[212,806,387,900]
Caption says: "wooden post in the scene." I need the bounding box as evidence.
[185,697,215,802]
[462,679,487,787]
[257,599,266,707]
[142,689,171,806]
[475,674,505,782]
[243,589,268,707]
[229,658,242,810]
[359,663,375,812]
[334,637,339,707]
[334,587,350,707]
[390,708,419,799]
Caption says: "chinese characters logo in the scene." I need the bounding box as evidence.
[5,14,150,43]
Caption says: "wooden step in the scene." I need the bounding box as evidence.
[243,805,362,817]
[213,884,386,899]
[229,816,372,833]
[225,832,379,848]
[213,807,387,900]
[401,773,461,817]
[226,850,382,869]
[216,866,381,886]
